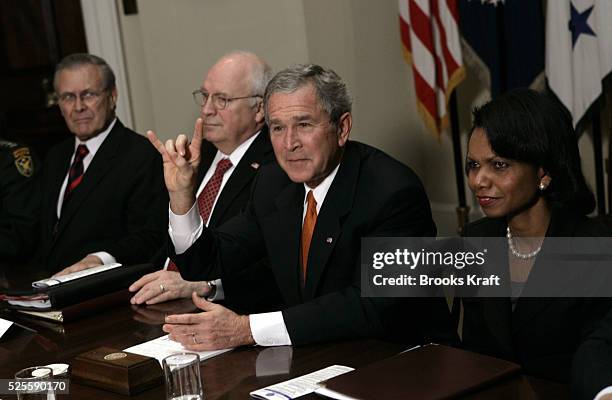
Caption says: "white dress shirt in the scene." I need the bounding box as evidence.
[168,131,259,251]
[169,155,340,347]
[56,118,117,265]
[166,131,261,303]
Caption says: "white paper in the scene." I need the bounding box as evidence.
[32,263,122,288]
[250,365,354,400]
[7,298,51,309]
[0,318,13,338]
[124,334,232,365]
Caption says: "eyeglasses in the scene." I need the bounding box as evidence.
[192,89,262,110]
[56,89,108,106]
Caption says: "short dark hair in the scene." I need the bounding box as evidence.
[469,88,594,215]
[53,53,116,92]
[264,64,351,129]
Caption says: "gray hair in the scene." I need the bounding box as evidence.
[53,53,116,92]
[264,64,352,128]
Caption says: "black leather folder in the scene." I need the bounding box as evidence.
[2,263,156,310]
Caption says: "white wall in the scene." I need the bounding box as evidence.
[112,0,604,234]
[117,0,309,137]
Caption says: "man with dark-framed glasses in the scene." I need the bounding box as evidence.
[129,51,281,313]
[37,53,167,274]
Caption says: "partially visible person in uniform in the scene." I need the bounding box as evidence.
[39,53,167,275]
[0,139,40,261]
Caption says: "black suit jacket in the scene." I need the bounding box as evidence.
[196,129,273,229]
[572,216,612,400]
[174,141,454,346]
[461,205,612,384]
[39,120,168,272]
[157,129,282,312]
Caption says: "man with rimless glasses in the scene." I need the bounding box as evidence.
[37,53,167,275]
[129,51,281,312]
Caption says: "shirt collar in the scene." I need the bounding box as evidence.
[212,130,261,167]
[73,117,117,156]
[303,162,341,212]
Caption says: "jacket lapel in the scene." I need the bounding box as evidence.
[209,129,271,227]
[196,140,216,189]
[54,121,123,239]
[302,145,358,299]
[511,206,580,333]
[265,182,304,306]
[469,219,515,355]
[45,141,73,241]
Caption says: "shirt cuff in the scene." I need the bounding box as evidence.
[168,202,203,254]
[90,252,116,265]
[249,312,292,346]
[206,279,225,301]
[595,386,612,400]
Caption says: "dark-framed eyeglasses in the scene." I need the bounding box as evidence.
[192,89,262,110]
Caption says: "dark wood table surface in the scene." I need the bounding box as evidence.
[0,268,570,399]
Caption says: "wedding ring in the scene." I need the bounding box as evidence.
[160,283,165,293]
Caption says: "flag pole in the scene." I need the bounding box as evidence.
[449,91,469,234]
[592,109,606,214]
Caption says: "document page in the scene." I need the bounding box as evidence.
[124,334,232,365]
[250,365,354,399]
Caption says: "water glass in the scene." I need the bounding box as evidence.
[162,353,204,400]
[14,366,54,400]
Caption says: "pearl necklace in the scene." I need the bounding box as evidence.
[506,227,542,259]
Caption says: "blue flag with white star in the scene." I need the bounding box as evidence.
[546,0,612,128]
[458,0,545,99]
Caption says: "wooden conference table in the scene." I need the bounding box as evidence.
[0,269,569,399]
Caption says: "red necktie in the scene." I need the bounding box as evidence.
[63,144,89,202]
[300,191,318,284]
[168,158,233,271]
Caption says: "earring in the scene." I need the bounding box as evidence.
[538,182,546,191]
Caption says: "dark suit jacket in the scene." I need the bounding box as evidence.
[174,140,454,346]
[156,129,282,312]
[573,307,612,400]
[461,205,612,384]
[39,119,168,273]
[572,214,612,400]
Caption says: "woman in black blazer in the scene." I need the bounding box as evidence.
[459,88,611,385]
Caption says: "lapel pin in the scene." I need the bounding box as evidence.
[251,162,260,170]
[326,237,333,244]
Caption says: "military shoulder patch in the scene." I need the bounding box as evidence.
[13,147,33,177]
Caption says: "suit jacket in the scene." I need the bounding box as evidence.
[174,140,454,346]
[572,216,612,400]
[461,205,612,384]
[155,128,282,312]
[39,120,168,273]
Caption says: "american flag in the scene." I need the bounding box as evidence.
[399,0,465,138]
